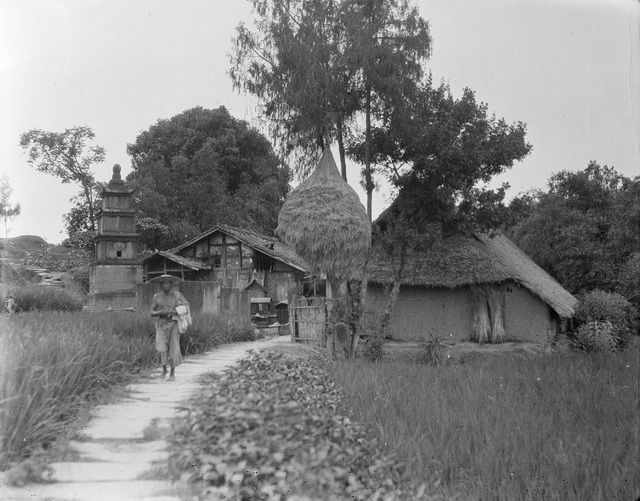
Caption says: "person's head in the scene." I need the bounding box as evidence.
[160,280,173,293]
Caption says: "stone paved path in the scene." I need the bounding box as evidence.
[1,335,291,501]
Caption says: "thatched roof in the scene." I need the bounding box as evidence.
[276,149,371,281]
[169,224,309,272]
[367,233,577,318]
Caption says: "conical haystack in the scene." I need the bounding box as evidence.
[276,149,371,282]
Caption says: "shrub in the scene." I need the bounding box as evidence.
[168,351,416,500]
[573,290,639,350]
[618,252,640,312]
[417,334,448,367]
[1,285,84,312]
[362,334,385,362]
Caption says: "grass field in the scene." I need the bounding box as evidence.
[0,310,256,469]
[330,346,640,500]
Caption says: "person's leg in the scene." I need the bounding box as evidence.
[168,365,175,380]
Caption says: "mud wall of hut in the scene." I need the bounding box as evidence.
[503,280,555,343]
[366,285,475,342]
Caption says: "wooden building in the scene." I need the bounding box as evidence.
[142,225,309,323]
[366,233,577,345]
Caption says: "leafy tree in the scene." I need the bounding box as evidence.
[360,82,531,336]
[126,107,291,250]
[231,0,356,178]
[0,173,21,238]
[509,163,640,295]
[230,0,431,221]
[19,126,106,235]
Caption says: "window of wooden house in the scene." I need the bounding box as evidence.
[241,246,253,268]
[254,252,276,272]
[210,245,223,268]
[227,244,241,268]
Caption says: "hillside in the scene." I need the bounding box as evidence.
[0,235,91,290]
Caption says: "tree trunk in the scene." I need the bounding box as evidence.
[364,84,373,223]
[85,183,96,232]
[351,255,369,359]
[337,116,347,181]
[379,240,408,338]
[325,278,335,358]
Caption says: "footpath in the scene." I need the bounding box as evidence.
[1,335,292,501]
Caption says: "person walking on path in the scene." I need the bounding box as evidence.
[149,274,190,381]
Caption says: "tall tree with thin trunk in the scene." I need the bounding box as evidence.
[0,173,21,238]
[19,126,105,233]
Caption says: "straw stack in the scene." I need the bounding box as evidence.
[276,148,371,283]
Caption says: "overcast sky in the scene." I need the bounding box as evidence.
[1,0,639,244]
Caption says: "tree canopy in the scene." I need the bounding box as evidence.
[230,0,432,220]
[0,173,21,239]
[508,162,640,300]
[126,106,291,250]
[356,81,532,237]
[19,126,105,237]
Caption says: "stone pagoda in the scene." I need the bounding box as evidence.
[87,164,142,310]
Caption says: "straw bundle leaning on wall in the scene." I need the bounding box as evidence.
[471,285,491,343]
[487,286,505,343]
[276,149,371,282]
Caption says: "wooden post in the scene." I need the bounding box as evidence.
[325,279,334,358]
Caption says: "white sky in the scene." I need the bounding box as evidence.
[1,0,639,244]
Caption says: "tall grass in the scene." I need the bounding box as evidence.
[0,310,256,468]
[0,285,84,312]
[330,349,640,500]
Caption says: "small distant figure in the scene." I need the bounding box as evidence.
[4,294,17,315]
[149,275,191,381]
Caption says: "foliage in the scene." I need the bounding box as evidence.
[19,126,106,235]
[1,285,84,312]
[573,290,638,350]
[355,81,531,237]
[230,0,432,216]
[0,173,21,238]
[62,189,101,249]
[417,334,448,367]
[509,164,640,295]
[362,333,385,362]
[0,310,258,468]
[618,252,640,312]
[329,350,640,500]
[126,107,290,249]
[168,350,423,500]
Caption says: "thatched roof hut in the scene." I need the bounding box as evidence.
[367,232,576,318]
[276,149,370,282]
[365,232,577,344]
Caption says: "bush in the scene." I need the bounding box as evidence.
[573,290,639,351]
[168,351,414,500]
[417,334,448,367]
[1,285,84,312]
[618,252,640,312]
[362,334,385,362]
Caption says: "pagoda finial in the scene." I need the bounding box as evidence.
[108,164,124,187]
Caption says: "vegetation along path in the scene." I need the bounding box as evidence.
[1,335,292,501]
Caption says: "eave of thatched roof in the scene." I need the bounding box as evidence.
[146,251,212,270]
[367,233,577,318]
[276,148,370,281]
[169,224,309,273]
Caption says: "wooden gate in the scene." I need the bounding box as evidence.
[290,297,329,347]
